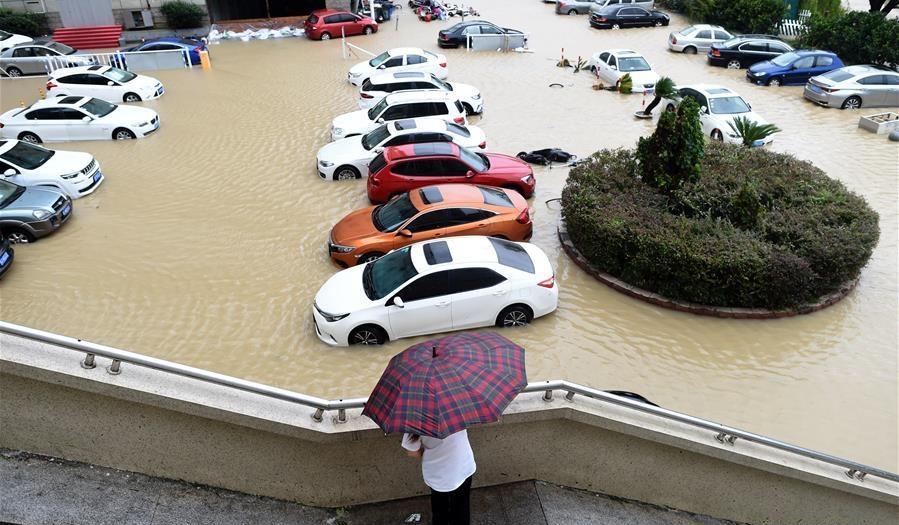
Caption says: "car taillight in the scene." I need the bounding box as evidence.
[538,275,555,288]
[0,122,4,128]
[822,86,839,93]
[46,81,57,90]
[453,116,464,124]
[361,93,373,99]
[478,141,486,149]
[598,17,607,22]
[671,37,677,44]
[711,48,720,57]
[439,62,447,68]
[516,208,530,224]
[440,34,449,41]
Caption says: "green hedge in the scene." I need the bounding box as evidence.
[801,11,899,68]
[561,144,879,310]
[0,8,48,37]
[665,0,786,34]
[160,1,205,29]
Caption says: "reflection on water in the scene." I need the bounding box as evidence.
[0,1,896,471]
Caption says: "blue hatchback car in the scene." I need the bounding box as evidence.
[120,37,206,66]
[746,50,843,87]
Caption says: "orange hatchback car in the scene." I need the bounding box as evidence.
[328,184,532,267]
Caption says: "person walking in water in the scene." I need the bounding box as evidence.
[402,430,476,525]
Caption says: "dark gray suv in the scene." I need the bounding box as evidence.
[0,178,72,243]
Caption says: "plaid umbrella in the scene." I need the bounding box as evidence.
[362,332,527,439]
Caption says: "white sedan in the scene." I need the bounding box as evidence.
[317,118,487,181]
[0,96,159,143]
[0,30,31,53]
[359,71,483,114]
[0,139,103,199]
[47,65,164,103]
[661,84,774,145]
[312,236,558,346]
[347,47,448,86]
[588,49,660,93]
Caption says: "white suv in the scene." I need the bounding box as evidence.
[359,71,483,114]
[330,91,467,141]
[48,65,164,103]
[0,139,103,199]
[347,47,448,86]
[312,236,558,346]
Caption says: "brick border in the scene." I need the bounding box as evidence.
[557,221,858,319]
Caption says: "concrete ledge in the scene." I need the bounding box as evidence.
[557,220,858,319]
[1,333,897,524]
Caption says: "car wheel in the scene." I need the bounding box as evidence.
[349,325,387,346]
[18,132,41,144]
[726,59,742,69]
[113,128,136,140]
[497,305,533,328]
[654,20,663,27]
[3,227,34,244]
[711,129,724,141]
[683,46,697,55]
[334,165,360,181]
[611,23,620,30]
[568,9,577,15]
[363,26,373,35]
[841,96,862,110]
[358,252,384,264]
[5,66,22,77]
[767,77,782,87]
[123,92,141,102]
[320,32,331,41]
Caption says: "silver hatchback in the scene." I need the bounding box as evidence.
[805,65,899,110]
[556,0,601,15]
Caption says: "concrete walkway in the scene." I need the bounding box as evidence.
[0,449,743,525]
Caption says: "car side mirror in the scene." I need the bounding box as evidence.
[700,106,709,114]
[609,65,617,70]
[107,81,114,86]
[397,228,413,238]
[378,64,386,69]
[82,116,92,122]
[376,118,385,124]
[374,147,384,154]
[3,168,17,176]
[465,170,476,178]
[392,296,405,308]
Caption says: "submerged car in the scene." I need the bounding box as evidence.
[312,236,558,346]
[317,118,486,181]
[661,85,774,145]
[668,24,733,54]
[0,96,160,143]
[347,47,447,86]
[707,36,793,69]
[0,40,92,77]
[367,142,535,203]
[589,5,669,29]
[0,237,13,278]
[0,178,72,243]
[437,21,526,48]
[0,139,103,199]
[120,37,207,65]
[359,71,482,114]
[556,0,601,15]
[746,50,843,87]
[588,49,659,93]
[47,65,164,103]
[328,184,533,267]
[305,9,377,41]
[804,65,899,109]
[0,30,32,53]
[330,91,467,141]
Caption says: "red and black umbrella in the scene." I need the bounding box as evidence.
[362,332,527,439]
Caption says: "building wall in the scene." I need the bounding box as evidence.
[0,0,210,29]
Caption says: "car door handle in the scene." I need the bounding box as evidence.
[436,301,450,307]
[492,290,508,296]
[477,223,487,228]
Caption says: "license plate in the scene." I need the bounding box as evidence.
[646,88,655,95]
[158,86,165,94]
[809,84,822,93]
[93,171,102,183]
[0,252,8,266]
[62,204,71,217]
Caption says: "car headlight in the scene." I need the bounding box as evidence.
[332,127,344,135]
[331,244,355,253]
[319,159,334,167]
[521,174,534,184]
[472,93,481,100]
[135,121,150,127]
[349,71,362,77]
[60,171,79,180]
[755,71,766,76]
[33,209,51,219]
[315,302,350,323]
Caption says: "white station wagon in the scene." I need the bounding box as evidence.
[47,65,165,103]
[0,139,103,199]
[359,71,483,114]
[347,47,448,86]
[312,236,558,346]
[661,84,774,145]
[317,118,487,181]
[330,91,467,141]
[0,96,160,143]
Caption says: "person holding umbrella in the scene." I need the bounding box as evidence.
[363,332,528,525]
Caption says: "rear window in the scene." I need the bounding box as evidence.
[821,69,855,82]
[369,152,388,175]
[489,238,534,273]
[307,14,319,23]
[478,186,514,207]
[423,241,452,265]
[445,122,470,137]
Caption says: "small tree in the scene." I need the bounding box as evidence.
[636,96,705,193]
[618,73,633,94]
[161,1,205,29]
[727,116,781,147]
[642,76,676,116]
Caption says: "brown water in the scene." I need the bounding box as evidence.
[1,2,896,471]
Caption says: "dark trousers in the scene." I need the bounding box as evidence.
[430,475,472,525]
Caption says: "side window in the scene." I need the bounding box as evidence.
[793,56,814,68]
[441,159,470,176]
[608,56,617,68]
[86,74,111,85]
[384,134,414,147]
[713,31,731,40]
[406,55,425,65]
[407,209,455,232]
[12,47,35,57]
[769,43,790,53]
[633,8,649,15]
[383,56,404,68]
[815,56,834,67]
[740,43,767,52]
[394,271,450,302]
[598,52,610,63]
[883,75,899,85]
[461,25,480,36]
[60,108,87,120]
[446,268,507,294]
[858,75,885,85]
[480,25,502,35]
[696,30,712,39]
[323,15,340,24]
[392,160,419,175]
[340,13,358,23]
[450,208,494,224]
[0,160,15,172]
[26,108,62,120]
[56,75,81,84]
[412,82,435,90]
[34,47,56,56]
[381,103,411,120]
[415,159,444,175]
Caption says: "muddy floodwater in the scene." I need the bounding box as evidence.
[1,1,896,470]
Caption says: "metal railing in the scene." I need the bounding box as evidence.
[1,320,896,484]
[1,49,193,78]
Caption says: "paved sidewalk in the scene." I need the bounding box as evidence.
[0,449,742,525]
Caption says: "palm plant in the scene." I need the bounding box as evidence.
[618,73,633,94]
[641,76,676,115]
[727,116,781,147]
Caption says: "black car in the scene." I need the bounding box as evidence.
[707,36,794,69]
[589,6,669,29]
[437,20,525,48]
[0,238,13,279]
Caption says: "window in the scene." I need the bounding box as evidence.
[708,96,750,115]
[447,268,507,294]
[461,26,480,35]
[381,104,411,120]
[440,159,470,177]
[373,193,419,232]
[33,47,56,57]
[446,122,470,137]
[59,108,87,120]
[450,208,495,224]
[323,15,340,24]
[0,160,14,173]
[821,69,854,82]
[406,55,425,65]
[26,108,63,120]
[425,102,448,117]
[411,81,436,90]
[696,30,712,39]
[793,56,814,68]
[480,25,503,35]
[598,52,610,63]
[392,160,419,176]
[769,43,792,53]
[714,31,732,40]
[815,56,834,67]
[608,56,617,68]
[0,141,54,170]
[84,74,110,86]
[145,43,181,51]
[858,75,885,85]
[369,152,388,175]
[883,75,899,85]
[365,247,418,300]
[739,43,767,53]
[383,56,404,68]
[395,271,450,302]
[12,47,35,57]
[423,241,452,264]
[408,209,455,232]
[339,13,358,23]
[57,75,85,84]
[490,238,535,273]
[393,159,442,176]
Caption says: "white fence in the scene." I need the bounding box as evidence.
[1,49,193,78]
[779,9,811,38]
[465,33,530,52]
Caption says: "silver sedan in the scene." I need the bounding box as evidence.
[804,65,899,110]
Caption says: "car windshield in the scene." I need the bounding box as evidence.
[1,140,54,170]
[771,52,799,67]
[459,147,488,172]
[362,246,418,300]
[0,30,11,40]
[104,67,137,83]
[709,96,750,114]
[361,124,391,150]
[369,51,390,67]
[618,57,650,72]
[367,97,389,120]
[372,193,419,232]
[429,74,451,90]
[48,42,76,55]
[0,179,25,208]
[81,98,116,118]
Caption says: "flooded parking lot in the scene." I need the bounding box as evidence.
[1,1,896,470]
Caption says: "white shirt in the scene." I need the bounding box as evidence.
[402,430,476,492]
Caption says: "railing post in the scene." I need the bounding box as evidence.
[543,389,553,401]
[80,353,96,369]
[337,408,347,423]
[107,359,122,375]
[312,409,324,422]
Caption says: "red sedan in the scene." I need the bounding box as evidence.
[366,143,536,204]
[304,9,377,41]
